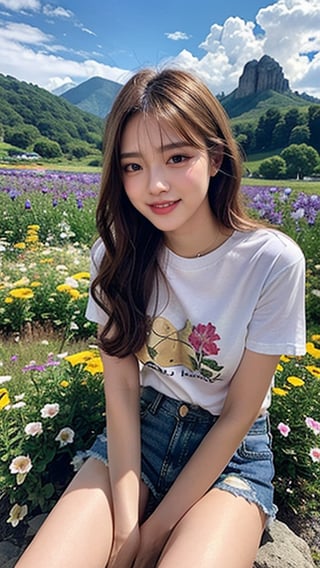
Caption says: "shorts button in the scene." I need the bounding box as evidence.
[179,404,189,417]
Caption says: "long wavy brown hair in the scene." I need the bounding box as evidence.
[92,68,258,356]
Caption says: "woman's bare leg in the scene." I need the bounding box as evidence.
[16,458,149,568]
[157,488,266,568]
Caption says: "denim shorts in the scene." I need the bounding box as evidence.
[86,386,277,524]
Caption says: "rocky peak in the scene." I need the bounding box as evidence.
[235,55,290,99]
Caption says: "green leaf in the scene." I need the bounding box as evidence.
[147,346,157,359]
[202,358,224,372]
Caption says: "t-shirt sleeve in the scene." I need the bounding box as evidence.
[246,239,306,356]
[85,238,109,326]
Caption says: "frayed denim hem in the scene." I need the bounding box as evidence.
[84,449,108,466]
[214,475,277,529]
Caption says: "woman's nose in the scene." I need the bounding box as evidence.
[148,168,170,194]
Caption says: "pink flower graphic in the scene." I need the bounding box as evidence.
[188,323,220,356]
[277,422,291,437]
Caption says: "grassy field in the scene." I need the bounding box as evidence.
[242,176,320,193]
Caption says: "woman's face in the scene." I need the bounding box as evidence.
[120,113,218,240]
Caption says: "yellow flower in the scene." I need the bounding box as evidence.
[0,388,11,409]
[306,342,320,359]
[276,364,284,373]
[30,281,41,287]
[69,289,81,299]
[13,242,26,250]
[4,297,13,304]
[286,376,305,387]
[65,351,97,366]
[71,272,90,280]
[56,284,72,293]
[27,224,40,231]
[272,387,288,396]
[9,287,34,300]
[280,355,290,363]
[40,258,53,264]
[60,380,69,388]
[306,365,320,378]
[6,503,28,527]
[311,334,320,343]
[25,235,39,243]
[85,356,103,375]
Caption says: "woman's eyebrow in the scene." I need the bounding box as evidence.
[120,141,191,160]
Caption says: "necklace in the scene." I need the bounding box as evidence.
[166,229,232,258]
[194,236,220,257]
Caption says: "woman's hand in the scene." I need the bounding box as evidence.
[107,526,140,568]
[132,519,170,568]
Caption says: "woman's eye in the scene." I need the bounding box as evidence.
[123,163,141,172]
[169,154,188,164]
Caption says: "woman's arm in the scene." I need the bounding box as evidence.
[98,326,141,566]
[134,349,279,563]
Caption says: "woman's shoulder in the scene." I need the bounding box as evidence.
[238,227,305,265]
[90,237,106,265]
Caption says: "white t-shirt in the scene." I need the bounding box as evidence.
[86,228,306,415]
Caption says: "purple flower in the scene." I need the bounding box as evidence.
[22,363,46,372]
[25,200,31,210]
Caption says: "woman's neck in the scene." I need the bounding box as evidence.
[164,219,233,258]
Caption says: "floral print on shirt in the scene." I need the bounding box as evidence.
[137,317,224,383]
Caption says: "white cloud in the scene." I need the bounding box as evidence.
[0,31,130,88]
[165,31,191,41]
[46,75,74,91]
[43,5,73,19]
[2,22,52,44]
[80,26,96,36]
[0,0,40,10]
[168,0,320,98]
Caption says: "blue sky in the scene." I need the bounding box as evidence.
[0,0,319,98]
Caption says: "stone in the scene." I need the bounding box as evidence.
[25,513,48,538]
[0,541,21,565]
[235,55,290,99]
[254,520,316,568]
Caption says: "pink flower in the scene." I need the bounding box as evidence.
[305,417,320,435]
[277,422,291,437]
[25,422,43,437]
[7,503,28,527]
[309,448,320,463]
[40,403,60,419]
[188,323,220,356]
[55,427,75,447]
[9,455,32,475]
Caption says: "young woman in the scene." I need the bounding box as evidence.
[17,68,305,568]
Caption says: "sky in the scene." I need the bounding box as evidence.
[0,0,319,98]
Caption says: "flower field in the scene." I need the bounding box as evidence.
[0,168,320,532]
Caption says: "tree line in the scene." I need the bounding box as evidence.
[233,105,320,179]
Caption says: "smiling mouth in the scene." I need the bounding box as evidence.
[150,200,179,208]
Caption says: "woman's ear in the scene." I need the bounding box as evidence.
[210,147,223,177]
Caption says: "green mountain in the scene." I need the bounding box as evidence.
[221,89,316,125]
[61,76,122,118]
[0,73,103,153]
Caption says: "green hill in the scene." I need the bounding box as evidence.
[221,89,313,125]
[61,76,122,118]
[0,73,104,155]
